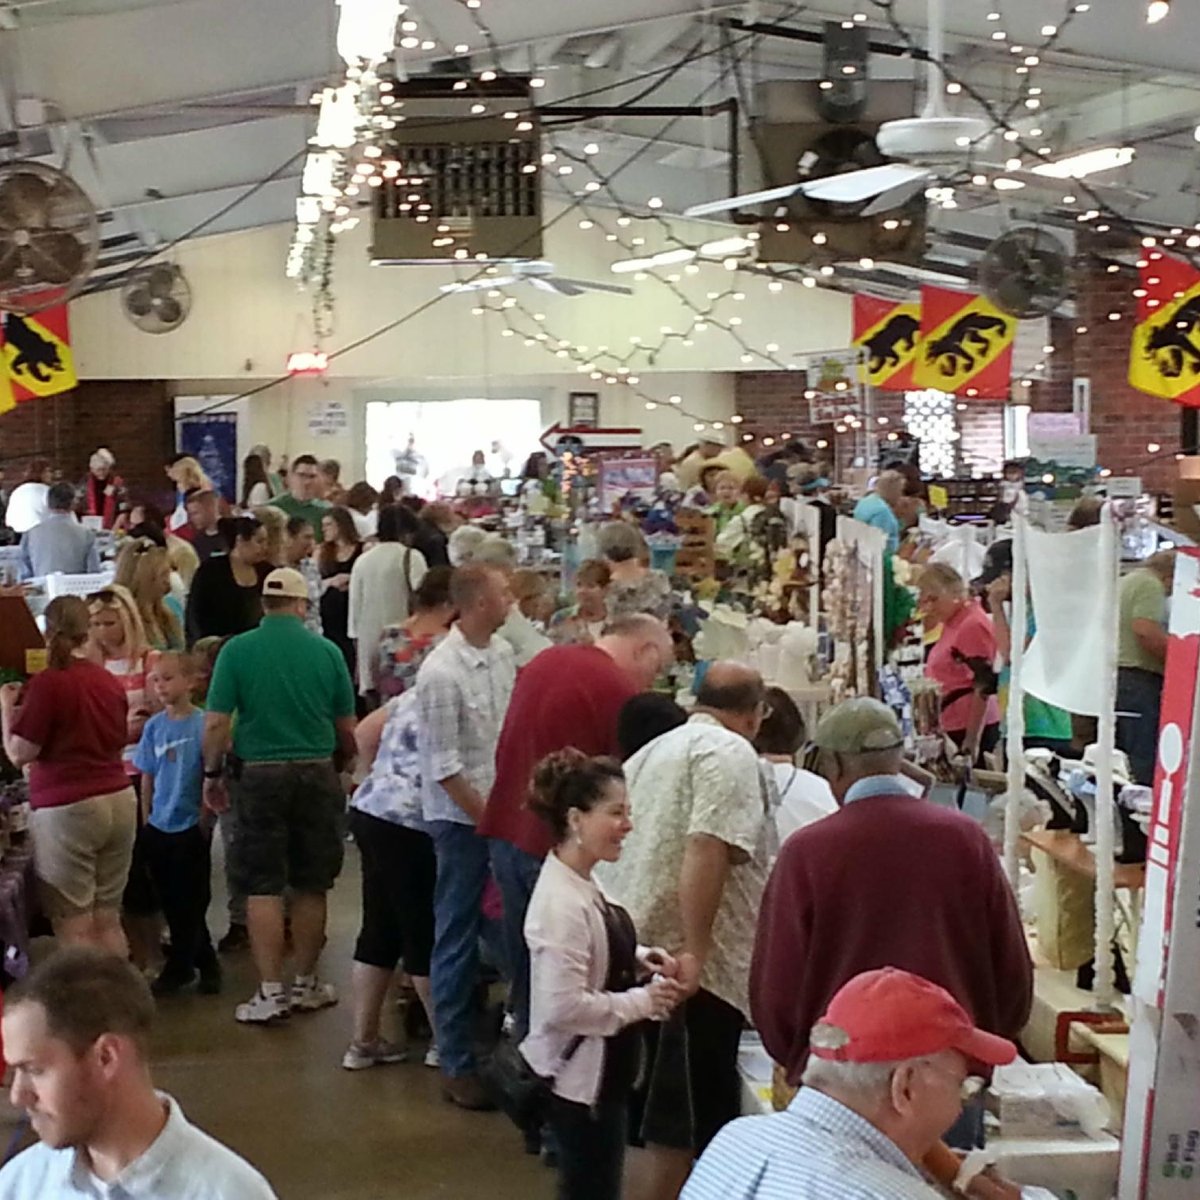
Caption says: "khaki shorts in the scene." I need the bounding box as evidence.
[31,789,138,919]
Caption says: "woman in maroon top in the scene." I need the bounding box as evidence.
[0,596,136,954]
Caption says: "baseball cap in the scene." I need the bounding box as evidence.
[262,567,309,600]
[700,427,732,447]
[974,539,1013,588]
[812,697,903,754]
[810,968,1017,1068]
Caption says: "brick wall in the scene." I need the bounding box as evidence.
[734,371,1007,476]
[0,380,173,498]
[1075,253,1180,492]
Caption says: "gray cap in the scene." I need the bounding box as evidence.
[813,698,904,754]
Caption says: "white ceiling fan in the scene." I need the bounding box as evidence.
[683,0,992,220]
[439,260,633,297]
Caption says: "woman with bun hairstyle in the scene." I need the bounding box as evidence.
[184,515,271,643]
[521,750,685,1200]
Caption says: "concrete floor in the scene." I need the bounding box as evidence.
[146,844,551,1200]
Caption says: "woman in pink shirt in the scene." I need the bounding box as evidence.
[919,563,1001,764]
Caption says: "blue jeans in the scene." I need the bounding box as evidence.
[429,820,490,1078]
[490,839,544,1042]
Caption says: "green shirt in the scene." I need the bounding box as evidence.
[268,493,331,530]
[1118,567,1167,675]
[207,614,355,761]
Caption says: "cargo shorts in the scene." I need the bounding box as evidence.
[229,760,345,896]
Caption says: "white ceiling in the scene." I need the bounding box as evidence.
[3,0,1200,293]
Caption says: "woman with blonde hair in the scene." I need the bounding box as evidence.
[252,504,289,567]
[0,596,137,953]
[114,538,185,652]
[165,455,212,530]
[87,584,157,770]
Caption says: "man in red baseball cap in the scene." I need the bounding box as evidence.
[682,968,1021,1200]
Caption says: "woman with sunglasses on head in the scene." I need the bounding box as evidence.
[522,750,685,1200]
[184,516,271,644]
[0,597,137,955]
[115,537,185,652]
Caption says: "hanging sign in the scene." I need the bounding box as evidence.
[0,305,77,413]
[913,286,1015,398]
[539,423,643,454]
[852,294,921,391]
[1128,253,1200,407]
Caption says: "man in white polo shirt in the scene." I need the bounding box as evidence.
[0,948,276,1199]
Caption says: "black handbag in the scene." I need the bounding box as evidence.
[482,1034,583,1134]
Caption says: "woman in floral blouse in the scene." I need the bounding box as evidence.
[375,567,456,701]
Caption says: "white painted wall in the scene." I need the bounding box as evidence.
[75,203,852,480]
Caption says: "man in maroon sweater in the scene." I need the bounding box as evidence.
[480,612,675,1040]
[751,698,1032,1114]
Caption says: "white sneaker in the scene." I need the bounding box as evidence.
[291,977,338,1012]
[423,1043,440,1069]
[235,987,291,1025]
[342,1039,408,1070]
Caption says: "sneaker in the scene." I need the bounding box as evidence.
[291,977,338,1013]
[150,966,196,997]
[423,1043,440,1069]
[218,923,249,953]
[342,1039,408,1071]
[235,986,291,1025]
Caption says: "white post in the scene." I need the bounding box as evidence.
[1092,505,1120,1009]
[1003,514,1028,886]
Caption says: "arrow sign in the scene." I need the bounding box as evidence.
[540,423,644,453]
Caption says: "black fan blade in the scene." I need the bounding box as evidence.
[125,287,155,318]
[153,296,183,325]
[25,231,84,284]
[0,173,53,230]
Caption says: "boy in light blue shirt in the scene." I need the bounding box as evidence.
[132,652,220,997]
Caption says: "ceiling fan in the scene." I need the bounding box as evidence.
[683,0,992,220]
[439,259,633,297]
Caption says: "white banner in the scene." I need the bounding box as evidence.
[1021,520,1116,718]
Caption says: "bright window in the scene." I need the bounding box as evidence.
[365,399,544,496]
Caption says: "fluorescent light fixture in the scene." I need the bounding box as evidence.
[611,257,653,274]
[992,177,1026,191]
[1146,0,1170,23]
[699,235,755,257]
[1030,146,1134,179]
[337,0,405,65]
[649,248,697,267]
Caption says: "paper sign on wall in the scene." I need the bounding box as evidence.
[308,399,348,438]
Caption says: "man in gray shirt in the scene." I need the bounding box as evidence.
[19,481,99,580]
[0,948,276,1199]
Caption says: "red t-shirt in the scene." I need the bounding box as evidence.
[11,659,130,809]
[480,644,638,859]
[926,600,1000,733]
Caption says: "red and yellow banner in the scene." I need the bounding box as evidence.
[913,286,1015,398]
[1129,254,1200,407]
[853,294,921,391]
[0,304,78,414]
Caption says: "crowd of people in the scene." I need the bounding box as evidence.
[0,438,1048,1200]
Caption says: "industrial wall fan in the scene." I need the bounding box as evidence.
[684,0,991,220]
[977,227,1070,318]
[0,160,100,313]
[439,260,632,298]
[121,264,192,333]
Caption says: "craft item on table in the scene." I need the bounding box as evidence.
[988,1062,1111,1140]
[984,789,1051,850]
[877,666,915,742]
[692,604,752,662]
[908,677,943,739]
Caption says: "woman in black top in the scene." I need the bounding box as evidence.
[184,516,271,644]
[318,505,363,684]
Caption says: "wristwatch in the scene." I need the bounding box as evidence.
[203,768,223,780]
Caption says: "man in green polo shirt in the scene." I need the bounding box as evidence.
[202,567,356,1025]
[268,453,330,530]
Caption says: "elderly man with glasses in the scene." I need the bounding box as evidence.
[750,698,1032,1155]
[683,968,1022,1200]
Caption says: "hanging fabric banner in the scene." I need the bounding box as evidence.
[1128,253,1200,407]
[852,294,921,391]
[912,286,1015,398]
[0,305,78,411]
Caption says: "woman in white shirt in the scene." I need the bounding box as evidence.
[755,686,838,843]
[522,751,684,1200]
